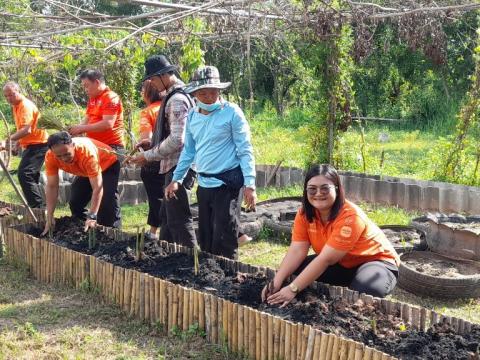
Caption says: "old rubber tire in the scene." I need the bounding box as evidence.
[398,251,480,299]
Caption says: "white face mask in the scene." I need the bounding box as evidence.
[196,99,221,112]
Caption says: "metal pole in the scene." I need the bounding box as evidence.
[0,156,38,222]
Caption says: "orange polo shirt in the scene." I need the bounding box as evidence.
[85,87,124,146]
[45,137,117,178]
[139,101,161,135]
[292,200,400,268]
[13,96,48,148]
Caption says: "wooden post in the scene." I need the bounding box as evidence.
[304,326,315,360]
[177,286,184,330]
[205,294,211,341]
[238,305,244,352]
[260,312,267,360]
[284,321,291,360]
[211,295,218,343]
[325,333,335,360]
[249,308,256,359]
[280,320,286,359]
[313,330,322,360]
[140,273,146,321]
[198,290,205,331]
[193,289,199,325]
[256,311,261,360]
[188,288,194,329]
[232,303,238,352]
[162,280,168,327]
[172,285,179,330]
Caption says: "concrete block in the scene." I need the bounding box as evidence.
[423,186,440,212]
[279,170,290,187]
[376,180,393,205]
[405,184,421,211]
[391,182,406,208]
[289,169,304,185]
[467,190,480,214]
[255,170,266,188]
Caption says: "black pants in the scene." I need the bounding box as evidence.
[295,255,398,298]
[197,185,241,259]
[18,143,48,208]
[159,167,197,247]
[140,162,164,228]
[69,161,121,228]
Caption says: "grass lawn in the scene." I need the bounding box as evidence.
[0,258,245,359]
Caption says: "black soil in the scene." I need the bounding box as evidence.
[25,217,480,360]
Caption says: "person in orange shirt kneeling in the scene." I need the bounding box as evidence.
[41,131,121,236]
[262,164,400,307]
[2,82,48,208]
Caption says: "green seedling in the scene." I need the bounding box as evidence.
[398,323,407,331]
[371,318,377,335]
[135,226,145,261]
[88,227,96,250]
[193,245,200,276]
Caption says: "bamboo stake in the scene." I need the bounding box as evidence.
[243,305,249,353]
[313,330,322,360]
[249,308,256,359]
[297,324,304,360]
[205,294,211,341]
[222,299,229,346]
[291,323,298,360]
[188,288,194,329]
[217,297,224,343]
[237,306,243,353]
[353,342,364,360]
[285,321,291,360]
[154,278,160,324]
[256,311,261,360]
[305,326,315,360]
[172,285,178,330]
[363,346,373,360]
[177,286,184,330]
[372,349,382,360]
[340,338,349,359]
[108,263,114,303]
[145,275,151,322]
[123,269,132,313]
[198,290,205,331]
[267,314,273,360]
[325,333,335,360]
[331,335,340,359]
[183,287,189,331]
[192,289,199,326]
[232,303,238,352]
[211,294,218,343]
[167,283,173,331]
[280,319,286,359]
[134,270,141,317]
[140,273,147,321]
[162,280,168,326]
[260,312,267,360]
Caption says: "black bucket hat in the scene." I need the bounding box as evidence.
[143,55,178,82]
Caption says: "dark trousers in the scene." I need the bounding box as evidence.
[159,167,197,247]
[18,143,48,208]
[140,162,164,228]
[69,161,121,228]
[197,185,241,259]
[295,255,398,298]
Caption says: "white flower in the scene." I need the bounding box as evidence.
[378,132,390,143]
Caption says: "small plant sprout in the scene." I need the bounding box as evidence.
[398,323,407,332]
[193,245,200,276]
[135,226,145,261]
[400,234,406,249]
[378,132,389,180]
[371,317,377,335]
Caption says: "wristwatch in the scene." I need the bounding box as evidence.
[87,212,97,221]
[288,282,299,294]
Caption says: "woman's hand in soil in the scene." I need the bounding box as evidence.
[41,218,55,237]
[84,219,97,232]
[261,280,281,302]
[266,286,296,308]
[165,181,179,200]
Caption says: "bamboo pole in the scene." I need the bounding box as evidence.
[331,335,340,359]
[183,287,189,330]
[188,288,194,329]
[297,324,304,359]
[177,286,184,330]
[162,280,168,327]
[256,311,261,360]
[238,305,244,352]
[304,326,315,360]
[228,301,234,349]
[134,270,141,317]
[249,308,256,359]
[260,312,267,360]
[140,273,146,321]
[222,299,229,346]
[232,302,238,352]
[198,290,205,331]
[280,319,286,359]
[267,314,273,360]
[167,283,173,331]
[193,289,199,325]
[124,269,132,313]
[211,294,218,343]
[340,338,348,359]
[313,330,322,360]
[363,346,373,360]
[284,321,291,360]
[205,294,211,341]
[217,298,224,343]
[154,278,160,324]
[290,323,297,360]
[144,275,150,322]
[325,333,335,360]
[171,284,178,330]
[353,342,364,360]
[149,275,155,322]
[372,349,382,360]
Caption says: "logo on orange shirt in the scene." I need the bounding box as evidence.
[340,226,352,238]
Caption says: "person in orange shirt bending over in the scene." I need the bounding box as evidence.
[41,131,121,236]
[262,164,400,306]
[69,70,125,159]
[137,80,163,241]
[2,82,48,208]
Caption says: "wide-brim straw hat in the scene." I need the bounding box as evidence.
[143,55,178,82]
[184,66,231,94]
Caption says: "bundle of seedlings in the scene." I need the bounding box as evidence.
[37,108,70,131]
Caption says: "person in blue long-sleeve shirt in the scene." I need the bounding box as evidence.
[165,66,256,259]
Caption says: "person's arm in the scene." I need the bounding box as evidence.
[272,242,310,288]
[143,96,190,162]
[231,106,256,208]
[70,115,116,135]
[41,174,60,236]
[9,124,32,141]
[83,173,103,231]
[166,117,196,199]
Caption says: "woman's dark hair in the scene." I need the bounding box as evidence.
[142,80,161,104]
[302,164,346,223]
[47,131,72,149]
[79,69,105,83]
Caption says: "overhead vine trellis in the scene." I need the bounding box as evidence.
[1,0,479,163]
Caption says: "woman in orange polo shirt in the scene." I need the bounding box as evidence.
[137,80,163,241]
[262,164,400,306]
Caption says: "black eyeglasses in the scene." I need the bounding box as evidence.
[306,184,337,196]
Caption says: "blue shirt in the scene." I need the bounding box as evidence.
[172,101,255,188]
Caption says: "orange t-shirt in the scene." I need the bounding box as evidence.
[292,200,400,268]
[13,96,48,148]
[85,87,124,146]
[139,101,161,135]
[45,137,117,178]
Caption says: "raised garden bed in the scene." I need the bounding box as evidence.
[379,225,426,254]
[398,251,480,299]
[4,217,479,359]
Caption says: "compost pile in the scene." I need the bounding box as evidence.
[27,217,479,360]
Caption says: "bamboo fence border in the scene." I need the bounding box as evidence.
[2,222,477,359]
